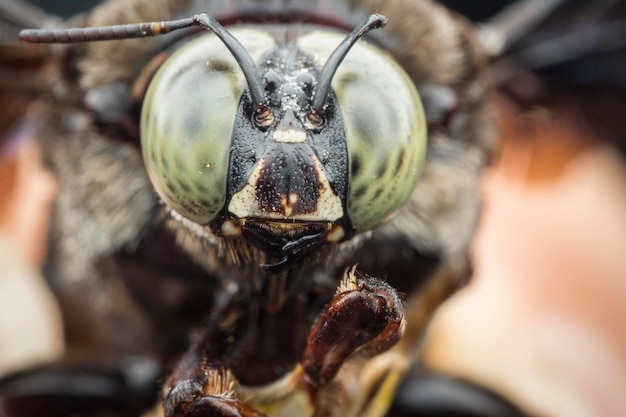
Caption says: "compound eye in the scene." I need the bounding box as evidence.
[324,38,427,232]
[141,29,274,224]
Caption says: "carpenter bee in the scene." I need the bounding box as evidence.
[0,0,521,416]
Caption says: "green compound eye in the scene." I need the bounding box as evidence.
[298,32,427,232]
[141,29,275,224]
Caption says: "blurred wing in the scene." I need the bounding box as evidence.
[481,0,626,90]
[476,0,626,154]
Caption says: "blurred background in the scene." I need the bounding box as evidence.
[24,0,100,15]
[25,0,513,19]
[1,1,626,417]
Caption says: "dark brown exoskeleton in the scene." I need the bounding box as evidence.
[0,0,511,416]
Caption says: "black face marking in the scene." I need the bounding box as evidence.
[256,143,323,217]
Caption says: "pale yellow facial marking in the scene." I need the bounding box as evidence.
[279,193,300,217]
[220,219,242,237]
[272,129,307,143]
[281,195,293,217]
[326,225,345,242]
[228,155,343,221]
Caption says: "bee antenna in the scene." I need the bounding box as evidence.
[19,16,199,43]
[312,14,388,113]
[193,14,267,112]
[19,13,267,111]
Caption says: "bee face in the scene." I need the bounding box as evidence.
[141,25,427,265]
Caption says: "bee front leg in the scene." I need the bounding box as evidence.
[301,266,405,388]
[234,267,405,417]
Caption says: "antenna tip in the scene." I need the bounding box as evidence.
[370,14,388,29]
[18,29,37,43]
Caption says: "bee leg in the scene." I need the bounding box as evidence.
[165,366,265,417]
[301,266,405,388]
[163,354,266,417]
[347,265,471,417]
[234,267,405,416]
[162,290,266,417]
